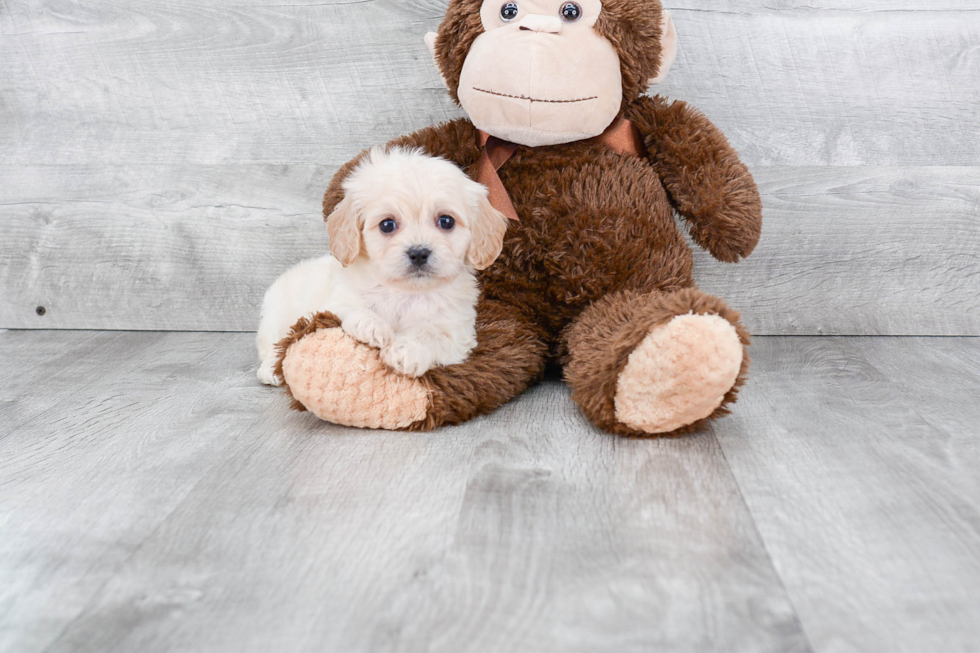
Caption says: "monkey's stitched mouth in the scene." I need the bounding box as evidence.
[473,87,598,104]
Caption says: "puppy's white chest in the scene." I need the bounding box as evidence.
[368,291,438,328]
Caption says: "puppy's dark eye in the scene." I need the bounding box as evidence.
[500,2,519,22]
[379,219,397,234]
[438,215,456,231]
[560,2,581,22]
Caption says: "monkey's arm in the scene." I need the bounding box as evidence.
[322,119,482,219]
[626,96,762,263]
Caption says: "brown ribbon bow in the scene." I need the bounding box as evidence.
[475,117,648,221]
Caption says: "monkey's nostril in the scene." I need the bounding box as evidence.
[516,15,563,34]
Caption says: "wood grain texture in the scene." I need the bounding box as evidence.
[695,166,980,336]
[669,1,980,8]
[0,2,977,167]
[0,163,332,332]
[1,165,977,334]
[3,332,979,651]
[0,331,811,653]
[1,1,978,332]
[714,337,980,653]
[0,331,151,435]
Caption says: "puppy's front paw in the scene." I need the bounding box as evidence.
[257,361,283,387]
[342,312,394,349]
[381,341,433,378]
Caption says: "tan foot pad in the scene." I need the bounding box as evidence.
[281,328,430,430]
[615,313,743,434]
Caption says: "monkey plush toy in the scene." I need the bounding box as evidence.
[274,0,763,436]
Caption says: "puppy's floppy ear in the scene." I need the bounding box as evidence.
[326,194,361,267]
[466,187,510,271]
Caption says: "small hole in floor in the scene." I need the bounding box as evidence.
[36,306,47,316]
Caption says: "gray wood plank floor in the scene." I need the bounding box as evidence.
[1,331,978,653]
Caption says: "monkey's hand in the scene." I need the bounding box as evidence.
[627,95,762,263]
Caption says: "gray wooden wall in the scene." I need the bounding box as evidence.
[1,0,978,335]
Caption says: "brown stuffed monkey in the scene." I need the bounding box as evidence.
[275,0,763,436]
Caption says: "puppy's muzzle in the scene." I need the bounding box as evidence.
[406,246,432,270]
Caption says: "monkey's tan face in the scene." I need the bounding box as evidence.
[457,0,623,147]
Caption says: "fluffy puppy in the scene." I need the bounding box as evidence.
[257,146,509,385]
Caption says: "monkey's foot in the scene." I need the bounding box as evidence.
[614,313,743,434]
[277,313,430,430]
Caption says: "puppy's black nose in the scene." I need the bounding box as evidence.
[407,246,431,268]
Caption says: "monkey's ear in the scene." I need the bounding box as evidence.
[425,32,450,90]
[649,11,678,85]
[326,195,361,267]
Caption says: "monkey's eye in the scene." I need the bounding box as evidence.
[379,218,398,234]
[438,215,456,231]
[560,2,582,22]
[500,2,519,22]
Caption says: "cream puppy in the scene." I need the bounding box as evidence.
[256,146,508,385]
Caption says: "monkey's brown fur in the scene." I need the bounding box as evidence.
[277,0,763,436]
